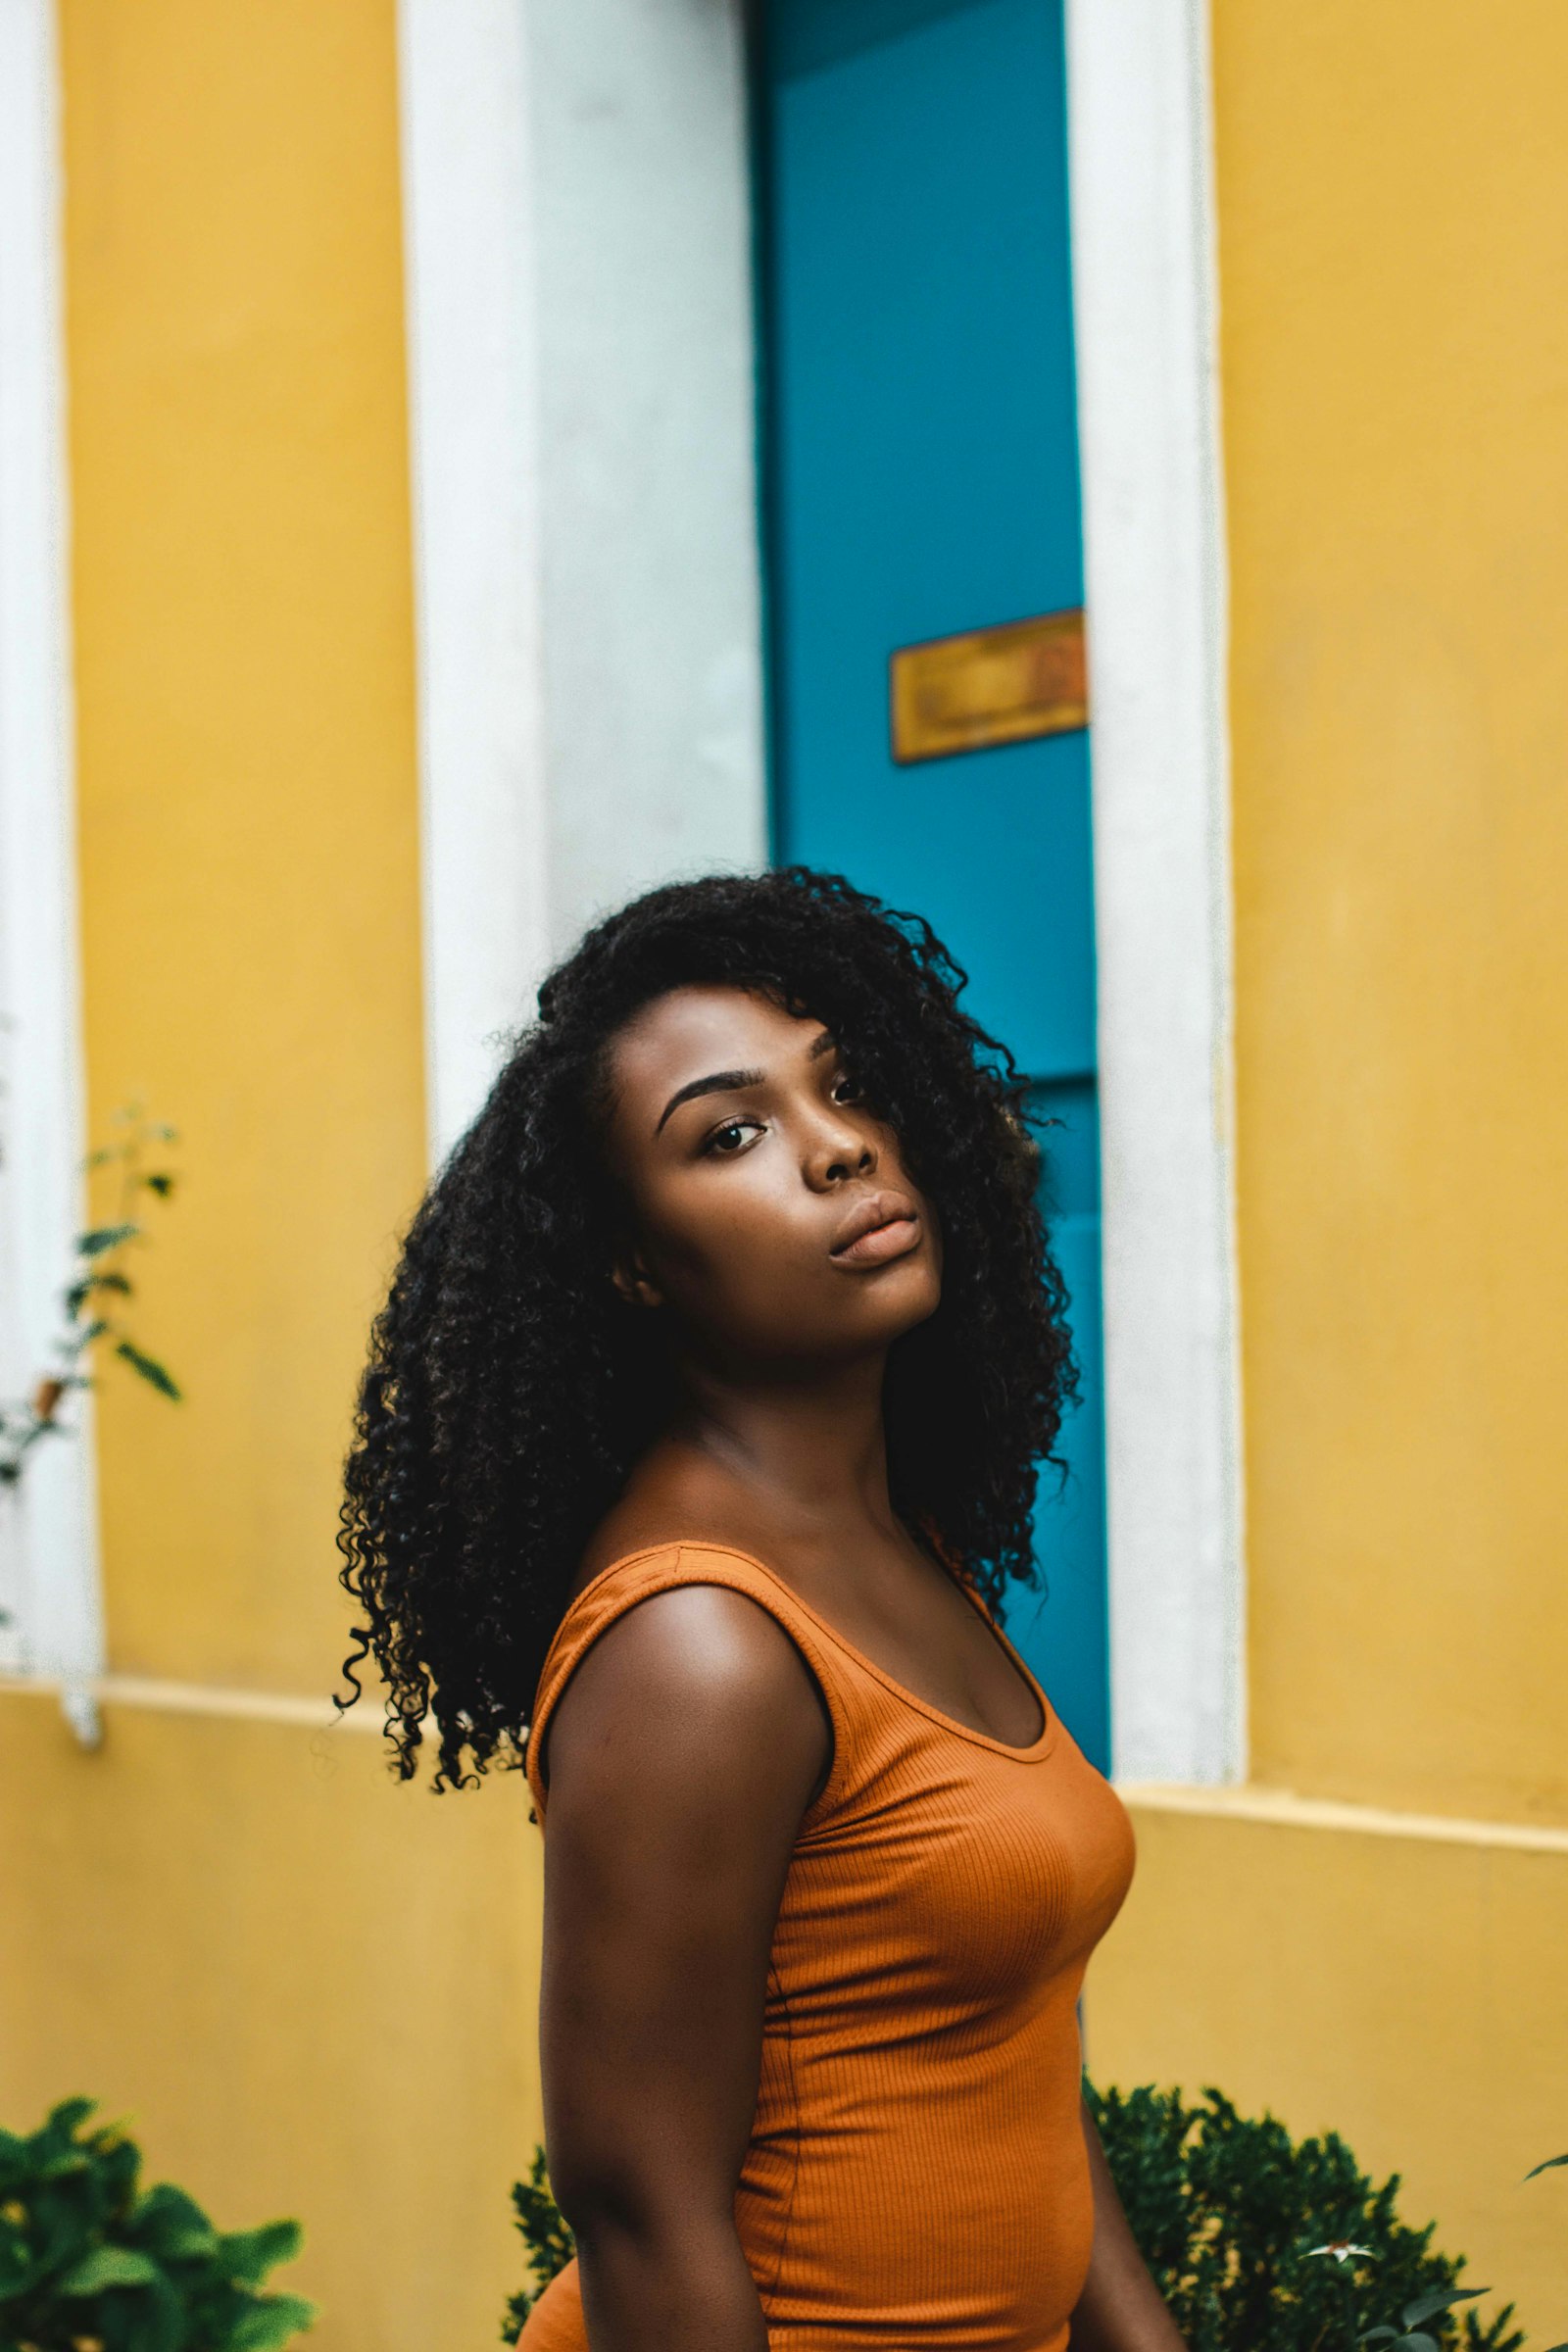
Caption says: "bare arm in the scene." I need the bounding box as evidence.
[1069,2095,1188,2351]
[538,1585,830,2352]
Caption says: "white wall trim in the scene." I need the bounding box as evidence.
[0,0,105,1695]
[397,0,766,1169]
[1119,1782,1568,1859]
[397,0,553,1170]
[2,1669,386,1736]
[1064,0,1245,1783]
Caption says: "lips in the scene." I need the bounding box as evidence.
[828,1189,922,1268]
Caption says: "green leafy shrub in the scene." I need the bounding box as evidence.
[501,2151,574,2344]
[1086,2082,1522,2352]
[0,2100,317,2352]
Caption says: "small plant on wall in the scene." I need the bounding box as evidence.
[0,1105,181,1496]
[0,2098,317,2351]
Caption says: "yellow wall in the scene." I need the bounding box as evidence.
[1217,0,1568,1827]
[1092,6,1568,2340]
[0,8,546,2348]
[61,0,426,1693]
[1090,1797,1568,2340]
[0,1693,543,2348]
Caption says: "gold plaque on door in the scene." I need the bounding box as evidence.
[890,609,1087,764]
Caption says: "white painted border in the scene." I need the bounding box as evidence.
[0,0,104,1704]
[397,0,553,1169]
[1064,0,1245,1782]
[397,0,766,1169]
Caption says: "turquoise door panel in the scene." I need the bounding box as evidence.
[760,0,1110,1766]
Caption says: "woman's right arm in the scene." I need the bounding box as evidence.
[538,1584,830,2352]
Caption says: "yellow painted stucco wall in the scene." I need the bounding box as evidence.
[1090,4,1568,2339]
[61,0,426,1696]
[1217,0,1568,1832]
[1091,1798,1568,2338]
[0,1693,542,2348]
[0,6,547,2346]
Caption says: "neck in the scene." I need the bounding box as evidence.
[670,1348,897,1537]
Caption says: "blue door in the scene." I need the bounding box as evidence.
[759,0,1109,1768]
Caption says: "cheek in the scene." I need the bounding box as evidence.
[637,1162,814,1304]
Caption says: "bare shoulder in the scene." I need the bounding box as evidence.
[571,1441,785,1596]
[543,1583,830,1816]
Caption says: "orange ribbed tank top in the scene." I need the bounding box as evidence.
[518,1544,1136,2352]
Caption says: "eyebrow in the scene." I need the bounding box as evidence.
[653,1031,839,1135]
[656,1068,762,1134]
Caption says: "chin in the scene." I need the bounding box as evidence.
[866,1254,943,1339]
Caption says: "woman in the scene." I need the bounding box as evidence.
[339,868,1184,2351]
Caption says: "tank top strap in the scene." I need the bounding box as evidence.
[525,1543,856,1827]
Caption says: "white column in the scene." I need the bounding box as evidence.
[397,0,767,1167]
[0,0,105,1706]
[1065,0,1246,1784]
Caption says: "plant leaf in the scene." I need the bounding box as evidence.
[1524,2152,1568,2180]
[219,2219,304,2284]
[78,1223,139,1257]
[226,2290,319,2348]
[1403,2287,1489,2328]
[143,1173,175,1199]
[129,2182,217,2261]
[68,1271,134,1317]
[114,1341,181,1401]
[57,2243,163,2293]
[42,2096,99,2140]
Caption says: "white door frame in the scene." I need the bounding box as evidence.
[1066,0,1245,1784]
[396,0,1244,1783]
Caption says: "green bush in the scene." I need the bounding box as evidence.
[501,2151,574,2344]
[0,2101,317,2352]
[1087,2082,1522,2352]
[502,2089,1531,2349]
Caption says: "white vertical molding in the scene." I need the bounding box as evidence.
[0,0,105,1690]
[526,0,766,958]
[1064,0,1245,1783]
[397,0,553,1169]
[396,0,766,1169]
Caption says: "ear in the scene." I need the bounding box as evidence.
[611,1247,664,1311]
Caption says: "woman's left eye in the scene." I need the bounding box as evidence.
[831,1071,861,1105]
[704,1117,762,1156]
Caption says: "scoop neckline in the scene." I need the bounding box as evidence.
[573,1538,1057,1764]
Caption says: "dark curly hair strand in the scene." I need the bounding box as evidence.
[337,867,1077,1788]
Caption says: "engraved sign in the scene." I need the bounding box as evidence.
[890,609,1088,763]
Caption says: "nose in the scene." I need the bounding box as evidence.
[805,1105,877,1192]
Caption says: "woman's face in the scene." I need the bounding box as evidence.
[602,985,943,1373]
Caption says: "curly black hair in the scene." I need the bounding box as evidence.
[337,867,1077,1787]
